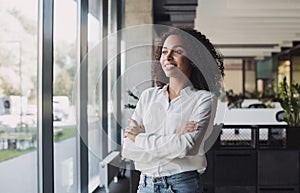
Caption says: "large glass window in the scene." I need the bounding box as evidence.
[88,0,102,189]
[0,0,123,192]
[107,0,118,154]
[53,0,78,192]
[0,0,38,192]
[87,0,120,190]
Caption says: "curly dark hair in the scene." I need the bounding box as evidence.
[152,27,225,94]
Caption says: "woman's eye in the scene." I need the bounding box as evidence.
[175,50,183,54]
[162,50,168,54]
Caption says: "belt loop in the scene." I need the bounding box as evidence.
[143,174,147,187]
[162,177,168,188]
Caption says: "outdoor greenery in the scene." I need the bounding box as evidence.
[53,42,76,101]
[8,8,36,35]
[0,6,37,98]
[0,127,75,162]
[0,6,75,102]
[0,5,76,164]
[53,127,76,142]
[278,77,300,127]
[0,77,21,96]
[0,148,34,162]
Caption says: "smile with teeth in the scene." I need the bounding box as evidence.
[165,64,177,69]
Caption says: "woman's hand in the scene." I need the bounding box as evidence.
[124,118,145,142]
[176,121,199,134]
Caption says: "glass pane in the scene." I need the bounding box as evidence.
[108,0,118,153]
[88,0,102,189]
[53,0,78,192]
[0,0,38,193]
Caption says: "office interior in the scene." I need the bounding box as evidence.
[0,0,300,193]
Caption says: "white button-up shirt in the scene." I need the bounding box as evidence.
[122,85,216,177]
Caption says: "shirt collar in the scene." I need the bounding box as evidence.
[162,84,194,96]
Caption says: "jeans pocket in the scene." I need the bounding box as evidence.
[170,178,202,193]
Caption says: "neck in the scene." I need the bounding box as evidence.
[168,78,190,100]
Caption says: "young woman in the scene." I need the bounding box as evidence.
[122,27,224,193]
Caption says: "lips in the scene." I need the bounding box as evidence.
[164,63,177,70]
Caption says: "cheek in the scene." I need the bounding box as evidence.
[181,58,193,73]
[180,57,191,68]
[182,56,191,64]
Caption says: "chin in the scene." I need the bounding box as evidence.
[163,70,174,77]
[163,68,185,78]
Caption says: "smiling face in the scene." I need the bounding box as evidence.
[159,35,192,79]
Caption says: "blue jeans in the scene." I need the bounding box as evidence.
[137,170,203,193]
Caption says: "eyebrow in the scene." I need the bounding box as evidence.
[162,45,185,49]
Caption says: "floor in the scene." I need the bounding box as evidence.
[94,167,140,193]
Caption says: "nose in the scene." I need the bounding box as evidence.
[166,50,173,61]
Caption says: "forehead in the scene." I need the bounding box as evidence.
[162,35,185,48]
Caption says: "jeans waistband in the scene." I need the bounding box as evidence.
[142,170,199,184]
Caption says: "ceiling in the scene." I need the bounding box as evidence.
[153,0,300,59]
[153,0,197,28]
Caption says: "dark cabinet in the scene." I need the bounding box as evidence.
[202,126,300,193]
[258,151,299,192]
[202,148,299,193]
[213,150,256,193]
[259,151,299,186]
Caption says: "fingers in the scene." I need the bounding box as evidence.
[128,118,145,133]
[129,118,138,127]
[126,127,140,135]
[140,121,145,133]
[185,121,197,129]
[177,121,199,134]
[184,121,198,130]
[123,122,144,141]
[124,127,137,142]
[124,129,135,142]
[123,119,145,142]
[124,128,134,136]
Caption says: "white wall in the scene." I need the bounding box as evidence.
[224,70,243,94]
